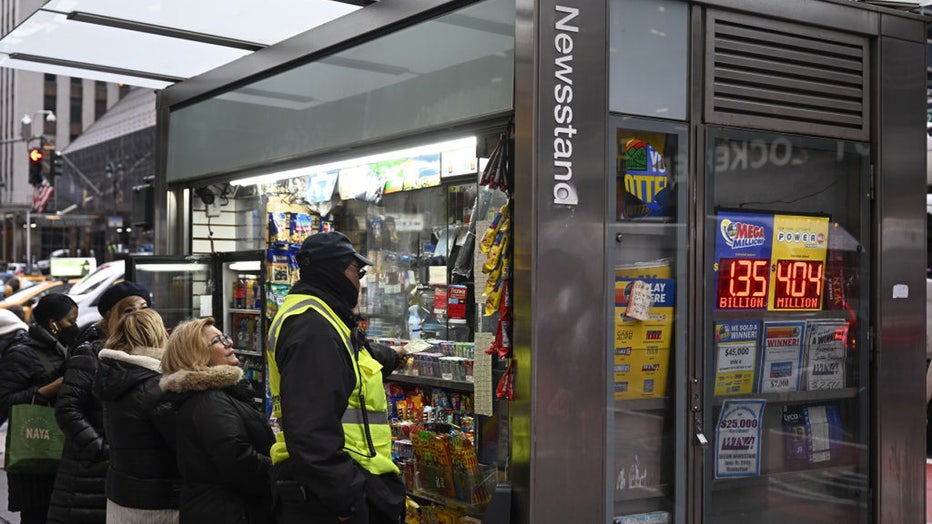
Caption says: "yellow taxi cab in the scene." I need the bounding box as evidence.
[0,279,74,323]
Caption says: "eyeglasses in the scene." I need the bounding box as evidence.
[351,262,367,279]
[210,334,233,347]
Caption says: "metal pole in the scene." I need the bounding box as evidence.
[25,209,31,273]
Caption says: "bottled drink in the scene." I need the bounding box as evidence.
[234,275,247,308]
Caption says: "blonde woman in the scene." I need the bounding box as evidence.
[161,317,274,524]
[93,308,180,524]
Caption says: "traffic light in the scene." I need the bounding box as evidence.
[50,151,63,181]
[28,147,44,186]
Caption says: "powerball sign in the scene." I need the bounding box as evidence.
[767,215,829,311]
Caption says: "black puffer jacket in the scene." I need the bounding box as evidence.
[93,346,180,511]
[160,365,274,524]
[0,327,27,426]
[0,325,68,512]
[47,340,108,524]
[0,327,26,356]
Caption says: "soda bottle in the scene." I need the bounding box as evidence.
[234,275,247,308]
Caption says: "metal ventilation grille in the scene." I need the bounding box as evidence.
[706,11,869,141]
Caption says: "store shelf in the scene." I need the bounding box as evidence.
[408,490,486,516]
[712,387,858,406]
[613,484,670,502]
[610,221,679,239]
[229,308,261,315]
[614,398,670,412]
[711,309,852,322]
[234,349,263,357]
[712,464,861,491]
[389,373,474,392]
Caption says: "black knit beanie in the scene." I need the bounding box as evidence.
[32,293,77,325]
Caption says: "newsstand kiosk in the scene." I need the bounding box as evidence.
[155,1,927,523]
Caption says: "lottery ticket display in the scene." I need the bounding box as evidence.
[710,210,854,479]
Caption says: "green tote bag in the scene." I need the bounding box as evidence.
[4,402,65,475]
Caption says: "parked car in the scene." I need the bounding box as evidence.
[3,262,26,274]
[69,259,126,331]
[0,279,73,322]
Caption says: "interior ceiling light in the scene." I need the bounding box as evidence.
[231,136,477,187]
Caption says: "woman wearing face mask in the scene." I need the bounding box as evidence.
[47,282,152,524]
[0,292,78,524]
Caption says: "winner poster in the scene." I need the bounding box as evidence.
[714,320,760,396]
[803,319,848,390]
[715,399,766,478]
[758,320,806,393]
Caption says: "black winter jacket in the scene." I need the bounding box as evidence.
[47,339,108,524]
[0,325,68,512]
[0,327,26,355]
[93,346,180,511]
[0,328,27,425]
[160,365,275,524]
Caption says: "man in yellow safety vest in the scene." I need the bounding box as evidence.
[267,231,407,524]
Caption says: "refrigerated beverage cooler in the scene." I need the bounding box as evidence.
[127,250,267,411]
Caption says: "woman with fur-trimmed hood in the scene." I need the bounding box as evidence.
[160,317,274,524]
[93,308,179,524]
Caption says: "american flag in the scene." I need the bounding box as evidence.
[32,178,54,213]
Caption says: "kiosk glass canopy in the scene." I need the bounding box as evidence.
[165,0,515,183]
[0,0,363,90]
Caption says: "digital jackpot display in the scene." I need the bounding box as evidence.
[771,259,824,310]
[714,212,829,312]
[716,258,769,309]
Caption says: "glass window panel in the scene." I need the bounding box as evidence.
[704,128,871,524]
[609,0,688,120]
[609,117,688,524]
[166,0,514,183]
[128,257,210,331]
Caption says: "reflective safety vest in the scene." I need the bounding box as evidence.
[266,293,398,475]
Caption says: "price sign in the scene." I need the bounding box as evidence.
[716,258,769,309]
[771,259,824,310]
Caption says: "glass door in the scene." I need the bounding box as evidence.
[126,254,211,332]
[702,128,871,524]
[213,250,266,409]
[608,116,687,524]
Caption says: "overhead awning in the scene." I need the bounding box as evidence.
[0,0,371,90]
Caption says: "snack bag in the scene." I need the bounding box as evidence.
[269,212,289,243]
